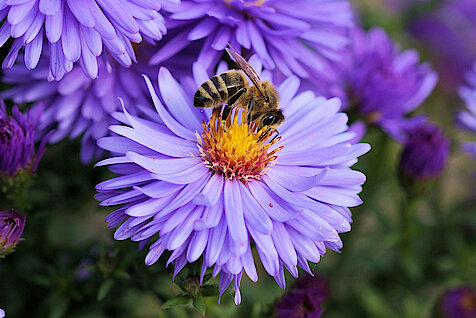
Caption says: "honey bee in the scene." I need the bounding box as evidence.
[194,46,284,132]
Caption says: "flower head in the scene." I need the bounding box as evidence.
[1,50,157,163]
[327,27,437,141]
[398,122,449,181]
[275,275,329,318]
[152,0,353,78]
[439,287,476,318]
[95,62,369,304]
[457,63,476,160]
[0,101,48,178]
[0,209,26,256]
[0,0,177,80]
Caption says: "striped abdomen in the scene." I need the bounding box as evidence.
[194,71,246,108]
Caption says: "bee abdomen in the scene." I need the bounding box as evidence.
[193,71,246,108]
[220,71,246,98]
[194,76,225,108]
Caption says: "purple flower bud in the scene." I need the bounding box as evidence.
[0,209,26,254]
[275,276,329,318]
[439,287,476,318]
[399,122,450,180]
[0,102,48,178]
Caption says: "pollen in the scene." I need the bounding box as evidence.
[197,111,282,183]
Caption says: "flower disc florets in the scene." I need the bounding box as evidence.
[198,112,282,182]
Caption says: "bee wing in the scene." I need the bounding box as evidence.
[226,46,267,99]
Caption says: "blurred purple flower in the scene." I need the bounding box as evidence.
[1,50,158,163]
[0,209,26,255]
[458,63,476,159]
[325,27,437,141]
[76,259,94,281]
[0,101,48,177]
[0,308,4,318]
[398,122,449,181]
[408,0,476,92]
[0,0,178,80]
[151,0,353,78]
[275,275,329,318]
[95,60,369,304]
[439,286,476,318]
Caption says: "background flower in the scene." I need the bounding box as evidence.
[323,27,437,141]
[0,101,48,177]
[1,48,158,163]
[95,61,369,304]
[151,0,353,80]
[0,0,178,80]
[0,208,26,256]
[274,275,329,318]
[438,286,476,318]
[398,122,449,181]
[457,63,476,159]
[408,0,476,92]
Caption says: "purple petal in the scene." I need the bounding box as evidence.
[193,173,224,206]
[186,229,208,262]
[238,182,273,235]
[224,181,248,255]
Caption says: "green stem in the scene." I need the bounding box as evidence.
[399,192,420,275]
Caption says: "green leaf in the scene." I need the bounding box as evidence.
[162,295,191,309]
[201,285,219,297]
[193,294,206,315]
[97,279,115,301]
[113,269,131,280]
[48,294,69,318]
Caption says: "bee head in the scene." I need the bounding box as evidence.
[259,110,284,130]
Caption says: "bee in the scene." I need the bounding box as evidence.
[193,46,284,133]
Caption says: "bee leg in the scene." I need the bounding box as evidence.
[227,87,247,108]
[246,99,253,124]
[222,104,232,120]
[257,128,280,143]
[212,106,222,119]
[257,128,271,142]
[269,128,280,143]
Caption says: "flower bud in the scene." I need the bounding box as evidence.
[399,122,449,181]
[0,209,26,257]
[275,276,329,318]
[437,286,476,318]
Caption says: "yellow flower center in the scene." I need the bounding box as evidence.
[197,111,282,183]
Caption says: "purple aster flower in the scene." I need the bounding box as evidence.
[398,122,449,181]
[0,308,4,318]
[457,63,476,160]
[324,27,437,141]
[0,208,26,256]
[409,0,476,92]
[275,275,329,318]
[0,0,178,80]
[439,287,476,318]
[0,101,48,177]
[151,0,353,79]
[1,49,159,163]
[95,59,369,304]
